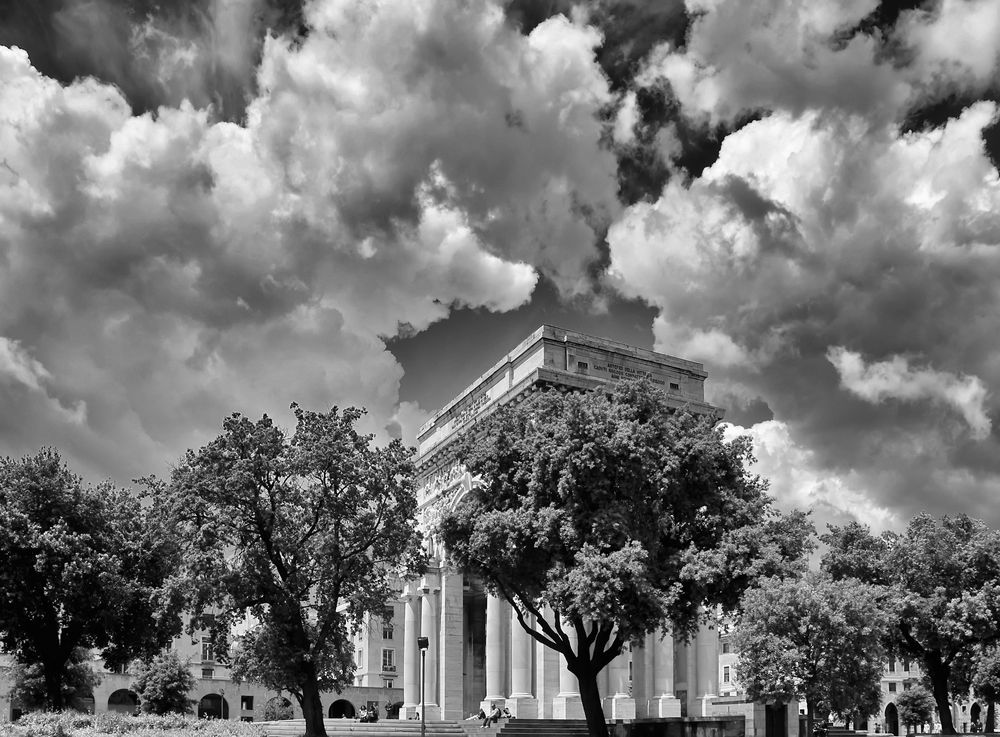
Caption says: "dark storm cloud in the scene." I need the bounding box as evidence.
[0,0,307,121]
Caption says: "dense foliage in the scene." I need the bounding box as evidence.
[159,405,426,737]
[0,711,264,737]
[10,649,100,713]
[735,573,889,736]
[822,515,1000,734]
[0,450,183,710]
[437,379,812,737]
[895,685,936,732]
[132,651,196,714]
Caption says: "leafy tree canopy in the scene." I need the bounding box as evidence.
[10,648,100,713]
[895,685,936,730]
[822,514,1000,734]
[159,404,426,737]
[735,572,890,736]
[132,650,196,714]
[0,449,184,710]
[437,380,813,737]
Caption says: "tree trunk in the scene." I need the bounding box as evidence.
[986,702,995,733]
[299,670,328,737]
[43,658,66,710]
[805,695,814,737]
[925,660,955,735]
[575,662,610,737]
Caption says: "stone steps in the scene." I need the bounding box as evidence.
[259,719,466,737]
[459,719,590,737]
[499,719,590,737]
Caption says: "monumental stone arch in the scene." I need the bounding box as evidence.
[396,326,728,724]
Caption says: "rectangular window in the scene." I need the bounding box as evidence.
[201,636,215,663]
[722,642,731,654]
[356,649,363,667]
[382,608,394,639]
[888,682,897,692]
[904,683,911,691]
[576,361,589,374]
[241,696,254,711]
[723,666,731,683]
[384,679,394,689]
[888,656,896,673]
[382,648,396,671]
[669,382,680,391]
[902,659,910,672]
[201,668,214,679]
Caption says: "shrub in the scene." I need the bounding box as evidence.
[0,712,266,737]
[131,653,195,715]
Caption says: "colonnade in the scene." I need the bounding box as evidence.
[397,572,720,721]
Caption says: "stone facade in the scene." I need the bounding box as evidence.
[392,325,749,726]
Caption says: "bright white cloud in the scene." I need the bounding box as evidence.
[606,96,1000,523]
[723,420,898,533]
[0,0,617,482]
[827,347,991,440]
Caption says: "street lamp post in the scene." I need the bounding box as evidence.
[417,636,429,737]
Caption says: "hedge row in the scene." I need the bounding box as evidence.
[0,712,266,737]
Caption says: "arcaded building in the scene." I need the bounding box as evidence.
[395,325,734,723]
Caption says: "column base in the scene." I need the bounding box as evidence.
[696,695,716,717]
[398,704,419,720]
[552,694,584,720]
[604,695,636,720]
[416,704,441,721]
[654,696,682,718]
[505,696,538,719]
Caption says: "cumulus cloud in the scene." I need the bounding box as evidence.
[0,0,617,482]
[607,97,1000,525]
[639,0,1000,126]
[828,347,991,440]
[723,420,898,533]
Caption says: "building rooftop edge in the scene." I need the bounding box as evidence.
[416,324,707,437]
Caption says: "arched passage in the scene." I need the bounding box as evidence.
[885,703,899,736]
[328,699,355,719]
[264,697,293,720]
[198,694,230,719]
[107,689,139,715]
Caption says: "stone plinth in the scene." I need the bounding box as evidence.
[505,696,538,719]
[552,695,584,719]
[605,695,636,720]
[655,695,682,717]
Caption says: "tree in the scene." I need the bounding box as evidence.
[436,380,813,737]
[972,647,1000,732]
[822,515,1000,734]
[132,651,196,714]
[160,405,426,737]
[0,449,184,710]
[896,685,936,734]
[10,648,100,712]
[734,572,890,737]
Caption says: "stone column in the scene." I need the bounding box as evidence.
[482,594,506,711]
[507,605,538,718]
[420,584,441,720]
[399,589,420,719]
[552,619,583,719]
[534,606,560,719]
[605,645,636,719]
[695,620,719,717]
[632,636,650,719]
[438,568,465,721]
[653,629,681,717]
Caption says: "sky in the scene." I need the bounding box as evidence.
[1,0,999,534]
